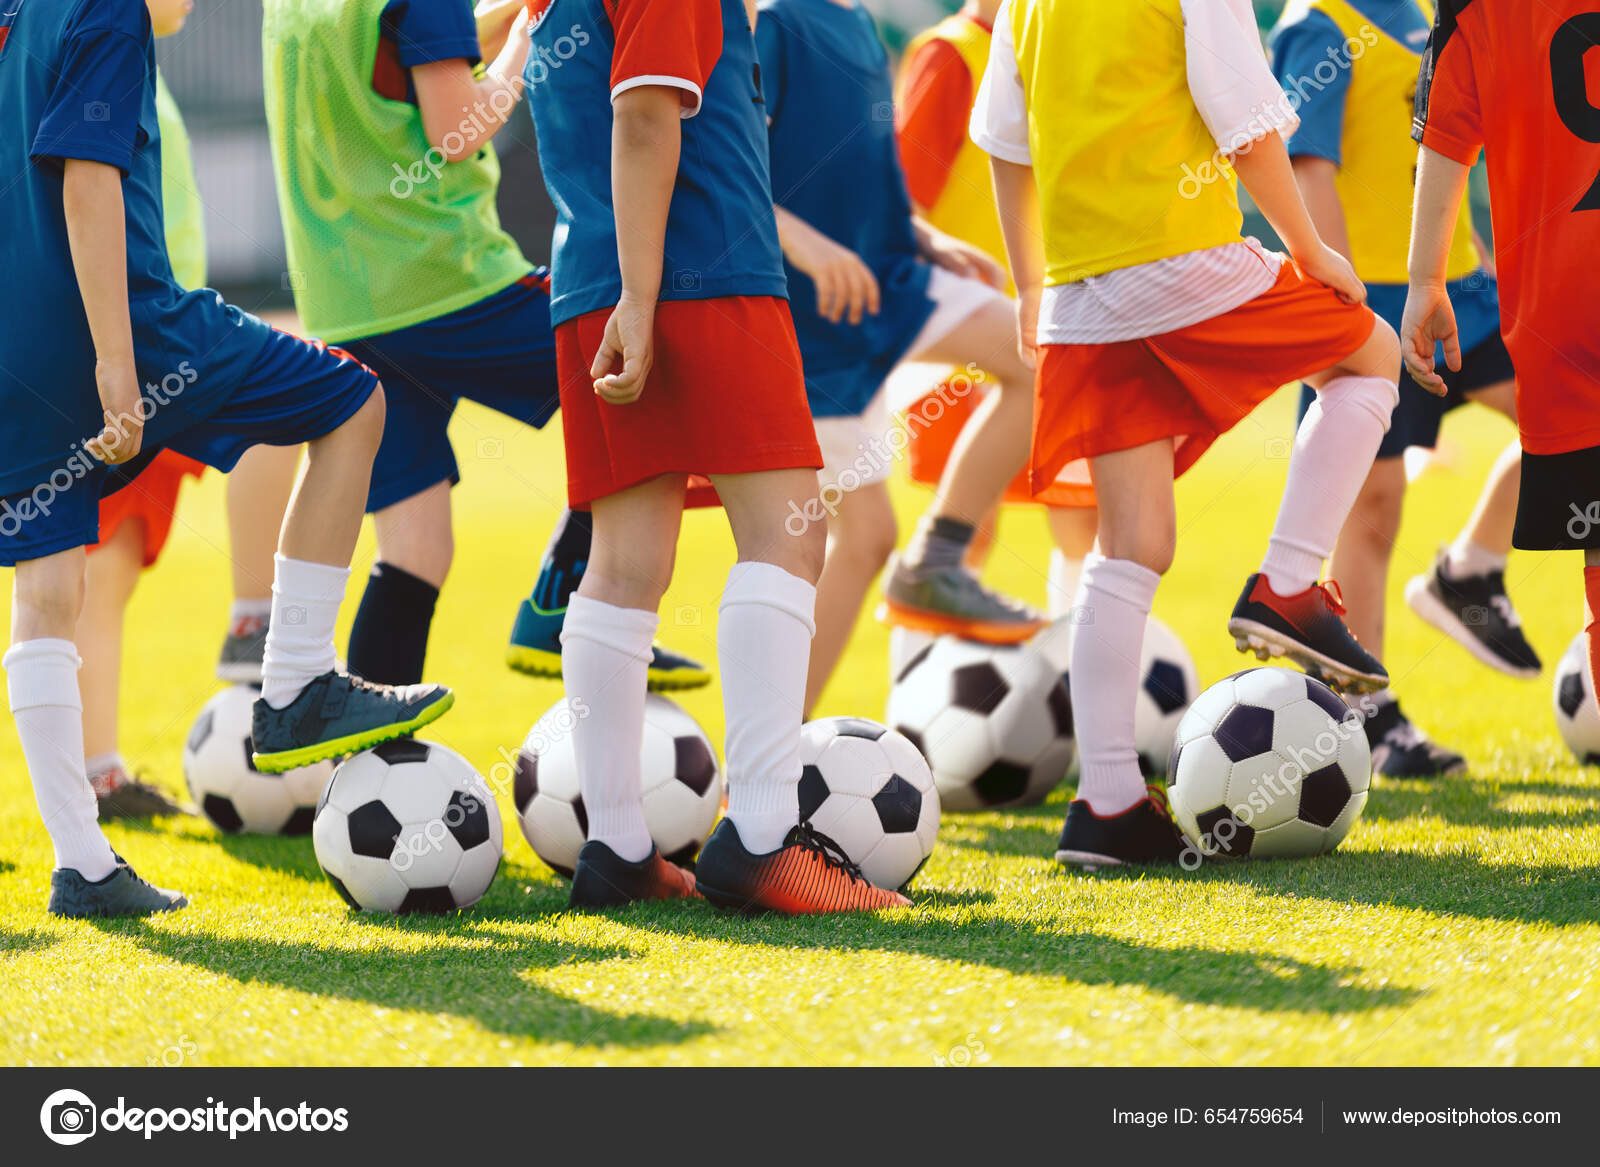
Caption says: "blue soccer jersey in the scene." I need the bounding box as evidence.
[756,0,934,419]
[0,0,270,498]
[523,0,789,328]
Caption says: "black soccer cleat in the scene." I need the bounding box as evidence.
[251,671,453,773]
[92,765,194,819]
[1054,787,1187,869]
[1405,552,1542,679]
[568,840,699,909]
[1228,573,1388,693]
[1362,698,1468,779]
[47,856,188,919]
[695,818,910,914]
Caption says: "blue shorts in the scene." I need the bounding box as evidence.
[0,329,377,568]
[339,275,560,513]
[1297,271,1512,459]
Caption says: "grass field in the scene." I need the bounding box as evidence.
[2,385,1597,1067]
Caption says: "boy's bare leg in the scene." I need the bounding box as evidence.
[1326,458,1406,656]
[1462,436,1521,558]
[1046,504,1099,618]
[219,443,301,682]
[806,480,895,715]
[77,523,142,767]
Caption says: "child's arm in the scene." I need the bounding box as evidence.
[990,156,1042,367]
[1290,157,1352,261]
[474,0,523,60]
[1230,134,1363,304]
[774,206,881,326]
[62,159,143,464]
[912,216,1007,290]
[1401,145,1473,395]
[590,84,682,404]
[412,10,530,161]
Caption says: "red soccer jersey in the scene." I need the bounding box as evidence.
[1414,0,1600,456]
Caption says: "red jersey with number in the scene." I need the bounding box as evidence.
[1414,0,1600,455]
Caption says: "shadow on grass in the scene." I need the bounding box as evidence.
[0,926,58,956]
[95,909,717,1050]
[209,833,325,883]
[1362,777,1600,830]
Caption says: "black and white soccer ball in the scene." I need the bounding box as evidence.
[1029,612,1198,777]
[888,637,1074,811]
[312,739,503,913]
[513,694,723,876]
[1552,632,1600,764]
[1168,668,1371,860]
[183,685,331,835]
[798,716,939,890]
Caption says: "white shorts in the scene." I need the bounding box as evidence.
[813,267,1013,489]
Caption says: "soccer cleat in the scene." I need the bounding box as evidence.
[250,671,453,773]
[91,765,193,819]
[568,841,699,909]
[505,595,712,691]
[880,558,1045,644]
[217,614,269,684]
[1404,552,1542,679]
[1054,787,1187,869]
[694,818,911,914]
[1227,573,1388,693]
[47,856,188,919]
[1362,698,1468,779]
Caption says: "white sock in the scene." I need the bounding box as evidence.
[1445,536,1506,579]
[229,597,272,632]
[720,562,816,854]
[1047,549,1084,621]
[1070,554,1161,815]
[85,751,124,778]
[560,594,657,862]
[1261,374,1396,595]
[261,554,348,709]
[5,639,116,880]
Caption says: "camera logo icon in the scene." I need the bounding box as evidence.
[40,1089,97,1146]
[84,101,111,123]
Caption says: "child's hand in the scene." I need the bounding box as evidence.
[785,220,880,325]
[86,356,145,464]
[1399,282,1460,398]
[1295,243,1367,306]
[591,294,656,404]
[922,230,1007,290]
[1015,284,1041,370]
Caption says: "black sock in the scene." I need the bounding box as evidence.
[531,508,593,612]
[907,516,976,572]
[347,562,440,685]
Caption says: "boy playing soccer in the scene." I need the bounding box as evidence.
[0,0,452,916]
[1405,1,1600,692]
[1272,0,1536,780]
[524,0,905,912]
[754,0,1045,713]
[976,0,1401,866]
[260,0,707,691]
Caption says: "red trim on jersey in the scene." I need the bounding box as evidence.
[896,38,973,209]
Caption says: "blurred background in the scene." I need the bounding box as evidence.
[164,1,1482,307]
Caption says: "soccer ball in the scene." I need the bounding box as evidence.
[312,739,503,913]
[183,685,331,834]
[1168,668,1371,860]
[1029,612,1198,777]
[797,716,939,890]
[1552,633,1600,764]
[888,636,1074,811]
[513,694,723,876]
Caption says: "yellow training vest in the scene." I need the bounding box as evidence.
[1298,0,1479,282]
[898,14,1040,294]
[1012,0,1244,286]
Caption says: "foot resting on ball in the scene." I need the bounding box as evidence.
[1054,788,1187,869]
[1227,573,1388,693]
[568,840,699,909]
[694,818,911,914]
[47,856,188,919]
[251,671,453,773]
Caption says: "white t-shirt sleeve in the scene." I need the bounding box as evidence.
[1182,0,1299,153]
[969,0,1032,165]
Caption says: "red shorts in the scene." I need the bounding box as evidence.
[91,450,205,567]
[556,296,822,506]
[904,380,1095,508]
[1030,263,1377,492]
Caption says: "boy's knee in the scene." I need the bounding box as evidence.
[13,553,86,637]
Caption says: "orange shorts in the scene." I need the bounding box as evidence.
[556,296,822,506]
[904,380,1095,508]
[91,450,205,567]
[1031,263,1377,492]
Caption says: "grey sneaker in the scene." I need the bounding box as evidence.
[93,765,193,819]
[48,857,188,919]
[250,670,454,773]
[879,557,1044,644]
[218,615,268,684]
